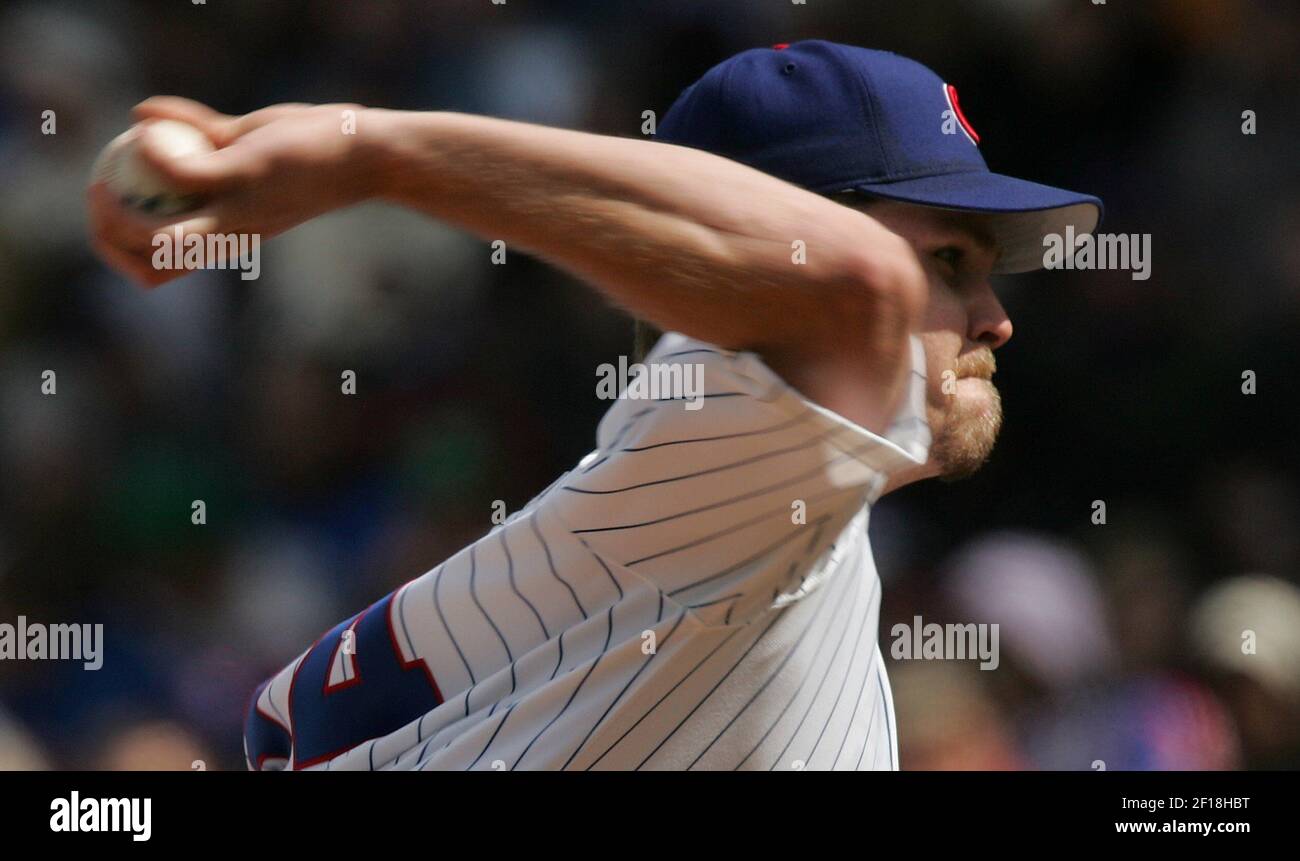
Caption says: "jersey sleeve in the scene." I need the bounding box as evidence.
[545,332,930,627]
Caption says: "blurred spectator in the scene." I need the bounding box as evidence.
[894,662,1028,770]
[1191,576,1300,769]
[0,707,49,770]
[941,532,1117,692]
[1022,674,1240,771]
[94,718,215,771]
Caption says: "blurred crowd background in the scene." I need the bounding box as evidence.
[1,0,1297,771]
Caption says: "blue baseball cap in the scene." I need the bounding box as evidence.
[657,40,1102,274]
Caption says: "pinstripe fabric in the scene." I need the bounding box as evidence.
[246,333,929,771]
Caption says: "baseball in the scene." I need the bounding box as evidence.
[92,118,214,216]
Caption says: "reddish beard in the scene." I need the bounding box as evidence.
[933,347,1002,481]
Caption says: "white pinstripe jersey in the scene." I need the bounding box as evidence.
[244,333,930,771]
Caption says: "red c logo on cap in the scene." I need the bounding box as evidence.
[944,84,980,145]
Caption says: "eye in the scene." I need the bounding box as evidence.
[932,246,964,270]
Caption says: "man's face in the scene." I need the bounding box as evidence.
[859,199,1013,481]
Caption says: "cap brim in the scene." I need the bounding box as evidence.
[852,172,1103,274]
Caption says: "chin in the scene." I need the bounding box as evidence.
[932,382,1003,482]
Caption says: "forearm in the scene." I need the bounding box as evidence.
[361,110,920,351]
[92,97,924,429]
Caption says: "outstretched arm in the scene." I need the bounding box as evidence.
[87,99,925,432]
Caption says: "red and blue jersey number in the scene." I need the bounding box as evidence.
[245,589,444,770]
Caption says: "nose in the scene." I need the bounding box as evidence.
[968,282,1013,350]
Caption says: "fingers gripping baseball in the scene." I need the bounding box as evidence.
[89,99,373,288]
[134,121,247,193]
[132,96,237,144]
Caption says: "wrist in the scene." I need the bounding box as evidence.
[347,107,393,203]
[354,107,420,204]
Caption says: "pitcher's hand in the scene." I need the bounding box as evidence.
[87,97,375,287]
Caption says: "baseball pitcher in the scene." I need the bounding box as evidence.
[87,41,1101,770]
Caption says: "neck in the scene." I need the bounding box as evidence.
[879,460,940,497]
